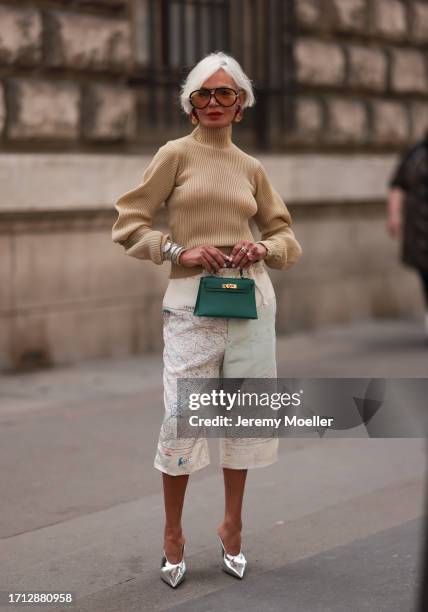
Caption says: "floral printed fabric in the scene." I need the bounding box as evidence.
[153,295,279,475]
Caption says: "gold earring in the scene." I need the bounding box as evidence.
[191,111,199,125]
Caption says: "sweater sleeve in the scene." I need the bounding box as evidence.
[111,141,179,265]
[253,162,303,270]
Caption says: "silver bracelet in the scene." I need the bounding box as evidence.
[162,239,185,264]
[174,247,186,264]
[162,239,173,258]
[162,239,175,260]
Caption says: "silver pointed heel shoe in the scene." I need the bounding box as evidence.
[160,543,186,588]
[218,535,247,579]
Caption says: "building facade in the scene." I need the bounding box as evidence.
[1,0,427,369]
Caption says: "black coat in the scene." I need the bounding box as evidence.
[390,138,428,272]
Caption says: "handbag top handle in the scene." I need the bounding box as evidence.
[204,265,245,278]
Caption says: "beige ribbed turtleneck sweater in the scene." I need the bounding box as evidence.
[112,122,302,279]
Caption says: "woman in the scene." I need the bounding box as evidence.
[387,132,428,343]
[112,51,302,587]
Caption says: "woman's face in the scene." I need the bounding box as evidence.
[192,68,245,128]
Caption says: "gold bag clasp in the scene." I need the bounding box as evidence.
[222,283,237,289]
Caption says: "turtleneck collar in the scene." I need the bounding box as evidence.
[190,122,233,149]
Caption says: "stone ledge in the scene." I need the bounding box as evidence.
[0,153,399,213]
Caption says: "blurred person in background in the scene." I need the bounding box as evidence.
[387,131,428,344]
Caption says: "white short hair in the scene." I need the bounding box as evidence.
[179,51,256,115]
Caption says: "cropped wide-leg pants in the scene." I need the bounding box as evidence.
[153,266,279,475]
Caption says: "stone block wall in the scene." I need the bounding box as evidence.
[290,0,428,150]
[0,1,137,148]
[2,0,428,153]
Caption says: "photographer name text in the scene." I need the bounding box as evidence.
[188,415,334,429]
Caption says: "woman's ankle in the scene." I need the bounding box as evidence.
[218,518,242,534]
[164,526,184,540]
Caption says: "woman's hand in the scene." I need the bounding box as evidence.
[179,245,230,273]
[386,189,403,238]
[230,241,267,269]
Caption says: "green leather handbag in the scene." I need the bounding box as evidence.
[193,267,258,319]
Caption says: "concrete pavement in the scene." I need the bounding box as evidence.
[1,317,427,611]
